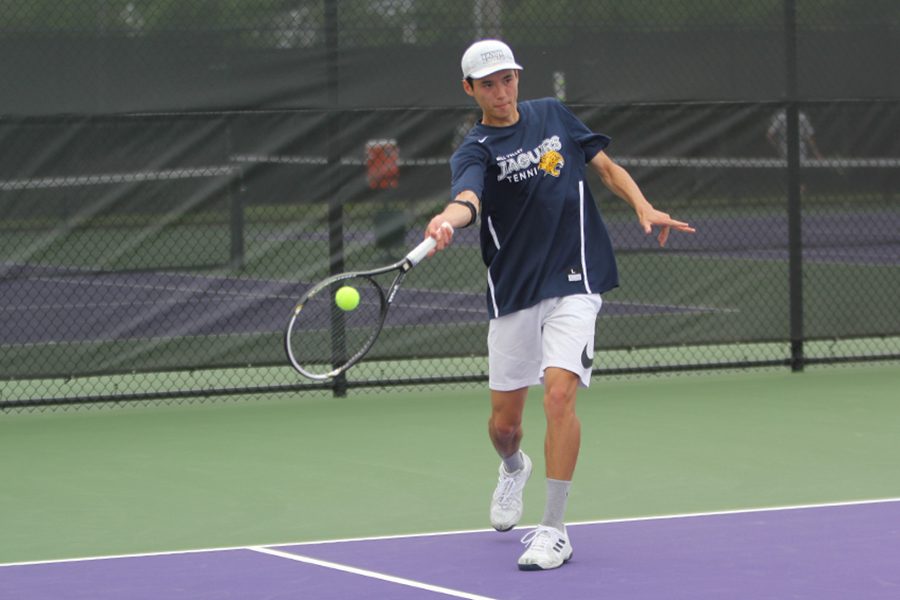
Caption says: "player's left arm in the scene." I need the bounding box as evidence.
[589,150,695,247]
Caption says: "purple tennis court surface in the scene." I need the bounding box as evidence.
[3,499,898,599]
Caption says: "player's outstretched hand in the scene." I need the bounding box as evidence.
[638,206,695,247]
[424,219,455,255]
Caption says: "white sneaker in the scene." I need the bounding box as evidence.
[489,452,532,532]
[517,525,573,571]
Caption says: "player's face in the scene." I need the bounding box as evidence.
[465,70,520,127]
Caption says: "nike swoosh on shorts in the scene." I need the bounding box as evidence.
[581,344,593,369]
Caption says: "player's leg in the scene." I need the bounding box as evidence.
[516,368,579,570]
[488,388,533,531]
[518,294,601,570]
[542,366,581,482]
[538,293,600,484]
[487,306,542,532]
[489,387,527,465]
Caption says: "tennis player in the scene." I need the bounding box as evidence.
[425,39,694,571]
[766,108,824,163]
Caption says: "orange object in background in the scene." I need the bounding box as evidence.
[366,139,399,190]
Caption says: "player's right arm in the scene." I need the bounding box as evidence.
[428,140,487,252]
[426,191,481,251]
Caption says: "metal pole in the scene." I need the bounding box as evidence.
[228,170,244,269]
[325,0,348,396]
[784,0,804,372]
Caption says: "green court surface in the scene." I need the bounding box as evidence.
[1,363,898,565]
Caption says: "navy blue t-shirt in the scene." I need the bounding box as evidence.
[451,98,619,319]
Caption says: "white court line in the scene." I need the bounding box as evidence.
[281,495,900,547]
[3,496,898,569]
[249,545,496,600]
[604,298,741,315]
[565,495,900,528]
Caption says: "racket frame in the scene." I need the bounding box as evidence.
[285,236,437,381]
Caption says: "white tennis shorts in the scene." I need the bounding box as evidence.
[488,294,603,391]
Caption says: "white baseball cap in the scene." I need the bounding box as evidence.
[460,39,523,80]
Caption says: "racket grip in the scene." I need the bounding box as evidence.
[406,222,453,266]
[406,236,437,266]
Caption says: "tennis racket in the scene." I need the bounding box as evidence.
[285,227,449,381]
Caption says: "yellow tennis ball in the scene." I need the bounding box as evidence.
[334,286,360,311]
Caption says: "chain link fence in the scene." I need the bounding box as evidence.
[2,1,898,408]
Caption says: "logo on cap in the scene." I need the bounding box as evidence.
[461,39,523,79]
[479,49,509,64]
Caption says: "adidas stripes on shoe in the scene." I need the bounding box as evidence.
[517,525,573,571]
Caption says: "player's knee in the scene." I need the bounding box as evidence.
[489,416,521,442]
[543,386,576,421]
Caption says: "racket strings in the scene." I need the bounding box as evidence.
[286,275,386,377]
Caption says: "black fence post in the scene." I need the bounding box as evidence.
[325,0,348,396]
[228,170,244,270]
[784,0,804,372]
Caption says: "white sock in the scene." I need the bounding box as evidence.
[502,450,524,473]
[541,478,571,531]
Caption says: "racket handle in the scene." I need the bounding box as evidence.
[406,222,453,266]
[406,236,437,266]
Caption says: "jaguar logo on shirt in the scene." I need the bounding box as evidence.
[497,135,564,183]
[538,151,565,177]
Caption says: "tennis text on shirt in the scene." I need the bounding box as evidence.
[497,136,565,182]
